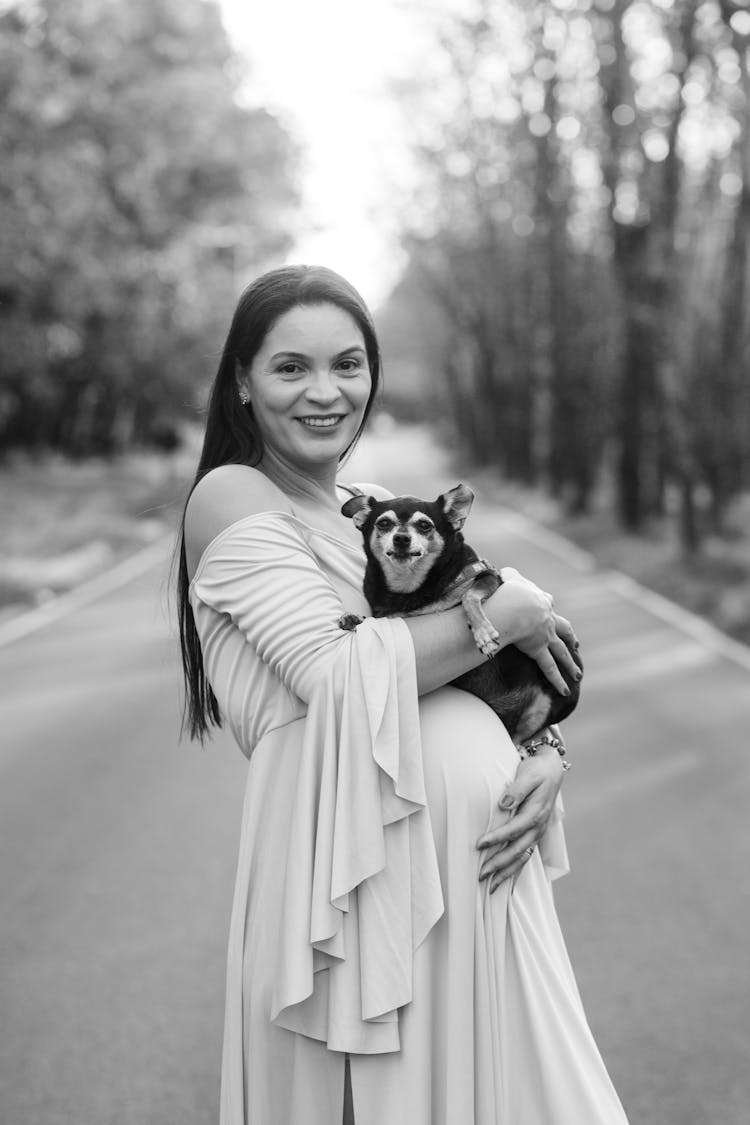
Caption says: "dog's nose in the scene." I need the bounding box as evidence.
[393,532,411,548]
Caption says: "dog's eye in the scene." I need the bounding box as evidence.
[414,520,434,534]
[375,517,395,532]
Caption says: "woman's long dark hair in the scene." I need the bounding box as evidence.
[176,264,382,741]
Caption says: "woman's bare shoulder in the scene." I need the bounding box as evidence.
[349,481,395,501]
[185,465,292,575]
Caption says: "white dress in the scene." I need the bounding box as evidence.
[189,508,629,1125]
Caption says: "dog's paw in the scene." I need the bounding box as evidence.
[473,624,501,656]
[339,613,365,631]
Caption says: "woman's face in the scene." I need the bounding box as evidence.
[241,302,372,471]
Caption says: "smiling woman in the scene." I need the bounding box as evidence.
[174,264,629,1125]
[177,265,383,735]
[235,304,372,473]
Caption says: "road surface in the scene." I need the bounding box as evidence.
[2,426,749,1124]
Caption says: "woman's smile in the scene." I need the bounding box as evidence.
[296,413,348,430]
[240,303,372,473]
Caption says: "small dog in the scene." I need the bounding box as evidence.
[340,483,581,742]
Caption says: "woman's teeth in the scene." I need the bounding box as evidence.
[298,415,343,428]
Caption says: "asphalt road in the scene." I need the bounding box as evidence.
[2,428,749,1125]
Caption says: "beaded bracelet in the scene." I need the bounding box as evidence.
[520,734,571,771]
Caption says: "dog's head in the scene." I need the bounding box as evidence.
[341,483,474,594]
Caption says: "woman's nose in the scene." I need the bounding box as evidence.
[305,369,340,403]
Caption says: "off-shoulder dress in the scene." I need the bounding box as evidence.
[188,501,629,1125]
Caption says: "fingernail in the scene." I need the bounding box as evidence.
[574,670,582,682]
[563,685,571,696]
[499,794,515,810]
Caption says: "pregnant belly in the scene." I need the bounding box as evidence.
[418,686,521,852]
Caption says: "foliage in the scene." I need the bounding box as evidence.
[0,0,299,455]
[386,0,750,547]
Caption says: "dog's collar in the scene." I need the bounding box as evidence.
[442,558,500,599]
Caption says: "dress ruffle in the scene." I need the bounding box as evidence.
[191,514,445,1052]
[271,615,445,1051]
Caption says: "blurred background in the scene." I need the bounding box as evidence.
[2,2,750,1124]
[1,0,750,631]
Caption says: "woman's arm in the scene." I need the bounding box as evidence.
[477,740,565,890]
[187,467,579,699]
[405,578,579,697]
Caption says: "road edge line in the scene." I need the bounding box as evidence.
[0,535,174,649]
[503,509,750,676]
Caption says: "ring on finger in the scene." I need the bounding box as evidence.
[525,847,534,859]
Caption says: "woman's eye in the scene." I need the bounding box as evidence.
[279,362,303,376]
[337,358,362,375]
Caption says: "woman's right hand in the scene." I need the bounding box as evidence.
[486,568,580,697]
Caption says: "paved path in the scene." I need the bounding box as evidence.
[1,427,749,1124]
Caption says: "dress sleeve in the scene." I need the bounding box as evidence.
[190,512,365,703]
[191,512,444,1053]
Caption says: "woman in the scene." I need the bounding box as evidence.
[176,265,629,1124]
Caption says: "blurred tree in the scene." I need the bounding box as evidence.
[386,0,750,549]
[0,0,299,455]
[385,0,617,510]
[594,0,700,530]
[709,0,750,531]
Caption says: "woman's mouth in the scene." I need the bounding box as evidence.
[297,414,346,430]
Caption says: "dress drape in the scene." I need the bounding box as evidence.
[189,508,629,1125]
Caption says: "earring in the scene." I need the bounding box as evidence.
[239,388,249,406]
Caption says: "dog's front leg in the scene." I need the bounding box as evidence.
[462,574,502,656]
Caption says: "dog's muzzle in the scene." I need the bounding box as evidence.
[386,548,422,563]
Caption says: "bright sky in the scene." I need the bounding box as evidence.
[218,0,435,309]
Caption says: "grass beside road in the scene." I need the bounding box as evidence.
[555,502,750,646]
[475,473,750,647]
[0,446,195,622]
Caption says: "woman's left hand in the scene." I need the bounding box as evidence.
[477,730,566,892]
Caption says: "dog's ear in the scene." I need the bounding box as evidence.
[341,494,373,530]
[441,483,474,530]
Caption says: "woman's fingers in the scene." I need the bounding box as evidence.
[477,800,549,859]
[532,616,582,691]
[495,774,530,816]
[477,789,553,857]
[491,575,582,693]
[477,747,566,889]
[531,649,571,695]
[477,753,562,845]
[549,635,582,683]
[553,613,579,652]
[479,828,539,888]
[490,848,535,893]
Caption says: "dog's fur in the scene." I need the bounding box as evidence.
[340,483,581,742]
